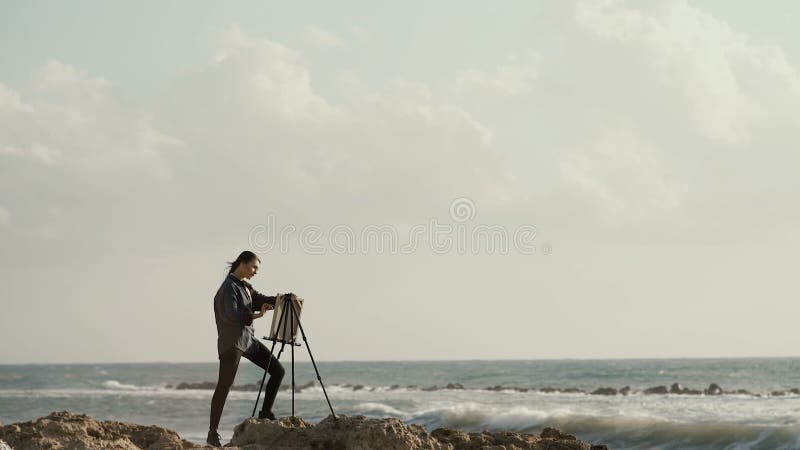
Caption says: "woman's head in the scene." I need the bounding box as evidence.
[227,250,261,279]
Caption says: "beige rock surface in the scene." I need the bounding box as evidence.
[0,411,610,450]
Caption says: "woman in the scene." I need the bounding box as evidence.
[207,250,292,447]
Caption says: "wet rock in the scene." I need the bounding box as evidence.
[644,385,668,394]
[445,383,465,390]
[619,386,632,396]
[705,383,723,395]
[175,381,217,390]
[591,387,617,396]
[664,383,701,395]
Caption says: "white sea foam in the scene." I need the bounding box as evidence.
[101,380,157,391]
[352,402,407,417]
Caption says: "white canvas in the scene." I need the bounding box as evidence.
[268,294,304,343]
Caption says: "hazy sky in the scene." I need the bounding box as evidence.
[2,0,799,364]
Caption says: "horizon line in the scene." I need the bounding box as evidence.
[2,355,800,365]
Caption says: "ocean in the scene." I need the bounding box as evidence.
[1,358,799,449]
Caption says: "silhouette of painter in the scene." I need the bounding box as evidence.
[207,250,298,447]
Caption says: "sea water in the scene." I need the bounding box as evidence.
[1,358,799,449]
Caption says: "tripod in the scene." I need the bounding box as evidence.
[250,295,336,420]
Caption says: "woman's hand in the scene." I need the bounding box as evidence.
[253,303,271,319]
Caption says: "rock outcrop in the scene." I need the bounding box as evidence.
[643,385,668,394]
[590,387,617,396]
[229,414,609,450]
[0,411,609,450]
[0,411,196,449]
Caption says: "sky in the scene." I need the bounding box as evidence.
[1,0,799,364]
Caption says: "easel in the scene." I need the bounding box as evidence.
[250,294,336,420]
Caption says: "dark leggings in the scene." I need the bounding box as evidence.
[209,340,285,432]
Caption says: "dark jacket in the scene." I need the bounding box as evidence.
[213,272,276,357]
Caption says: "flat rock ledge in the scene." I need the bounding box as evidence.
[0,411,610,450]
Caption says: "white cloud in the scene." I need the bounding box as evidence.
[0,82,33,113]
[303,25,345,48]
[0,59,185,246]
[4,5,800,253]
[209,24,338,123]
[560,127,687,226]
[156,24,502,222]
[0,59,183,176]
[33,60,111,90]
[442,0,800,237]
[574,0,800,144]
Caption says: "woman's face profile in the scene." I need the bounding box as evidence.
[241,258,260,279]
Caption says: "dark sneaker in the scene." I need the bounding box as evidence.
[258,410,276,420]
[206,429,222,447]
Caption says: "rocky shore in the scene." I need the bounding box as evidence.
[0,411,610,450]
